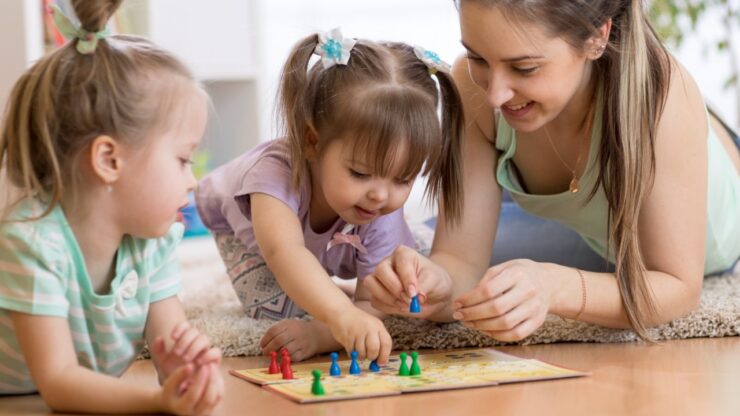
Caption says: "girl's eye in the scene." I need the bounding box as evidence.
[514,66,538,75]
[180,157,194,166]
[349,169,369,179]
[395,177,414,186]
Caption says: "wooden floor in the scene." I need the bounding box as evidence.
[1,337,738,415]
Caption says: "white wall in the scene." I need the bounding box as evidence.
[0,0,43,116]
[671,6,739,129]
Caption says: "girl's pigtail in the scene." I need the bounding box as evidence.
[428,70,464,226]
[277,34,320,189]
[1,42,66,220]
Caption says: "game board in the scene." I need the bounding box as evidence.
[230,348,588,403]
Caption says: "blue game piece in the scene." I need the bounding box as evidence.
[369,360,380,372]
[349,351,361,375]
[410,295,421,313]
[329,352,341,376]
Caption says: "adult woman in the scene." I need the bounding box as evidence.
[365,0,740,341]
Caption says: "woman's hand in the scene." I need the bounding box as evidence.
[364,245,455,319]
[452,259,554,341]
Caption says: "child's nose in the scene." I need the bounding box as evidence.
[186,168,197,192]
[367,183,388,202]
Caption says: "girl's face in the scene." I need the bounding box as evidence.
[310,138,414,228]
[115,89,207,238]
[460,2,593,132]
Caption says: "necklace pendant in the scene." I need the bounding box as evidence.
[569,177,579,193]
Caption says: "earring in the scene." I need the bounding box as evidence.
[106,185,113,193]
[595,43,606,56]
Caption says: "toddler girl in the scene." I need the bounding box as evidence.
[196,28,464,363]
[0,1,222,413]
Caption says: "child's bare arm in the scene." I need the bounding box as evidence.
[12,311,222,414]
[251,193,392,362]
[144,297,222,383]
[10,312,173,413]
[354,277,388,320]
[251,193,354,322]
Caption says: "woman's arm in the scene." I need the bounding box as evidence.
[573,59,707,326]
[456,59,709,335]
[425,57,504,319]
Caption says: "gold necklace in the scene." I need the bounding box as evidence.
[543,126,586,193]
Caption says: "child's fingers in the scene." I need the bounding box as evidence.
[377,329,392,365]
[364,331,380,362]
[353,335,367,360]
[163,364,193,397]
[172,327,200,356]
[180,364,210,408]
[182,334,210,362]
[170,321,191,340]
[196,347,222,367]
[151,335,166,357]
[259,324,288,350]
[261,331,295,355]
[193,364,222,415]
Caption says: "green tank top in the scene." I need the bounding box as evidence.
[495,106,740,275]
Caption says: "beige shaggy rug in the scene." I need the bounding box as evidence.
[175,231,739,358]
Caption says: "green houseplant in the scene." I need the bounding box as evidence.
[649,0,739,126]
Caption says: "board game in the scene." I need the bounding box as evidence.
[230,348,588,403]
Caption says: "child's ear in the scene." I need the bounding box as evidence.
[304,126,320,160]
[88,135,123,186]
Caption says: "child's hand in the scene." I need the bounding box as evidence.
[151,322,222,382]
[326,308,392,364]
[260,319,323,362]
[159,362,223,415]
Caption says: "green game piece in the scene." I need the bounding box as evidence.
[410,351,421,376]
[398,352,410,376]
[311,369,325,396]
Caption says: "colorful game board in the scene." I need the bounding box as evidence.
[230,348,588,403]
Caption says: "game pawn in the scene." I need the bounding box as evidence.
[281,351,294,380]
[398,352,410,376]
[409,295,421,313]
[329,352,341,376]
[410,351,421,376]
[267,351,279,374]
[349,350,361,375]
[280,348,290,373]
[311,370,325,396]
[369,359,380,372]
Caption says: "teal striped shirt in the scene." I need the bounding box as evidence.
[0,199,182,394]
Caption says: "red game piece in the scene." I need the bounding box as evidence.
[281,355,294,380]
[268,351,279,374]
[280,348,289,373]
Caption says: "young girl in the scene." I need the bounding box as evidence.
[196,28,463,363]
[0,1,223,413]
[366,0,740,340]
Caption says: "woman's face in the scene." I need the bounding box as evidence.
[459,2,594,132]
